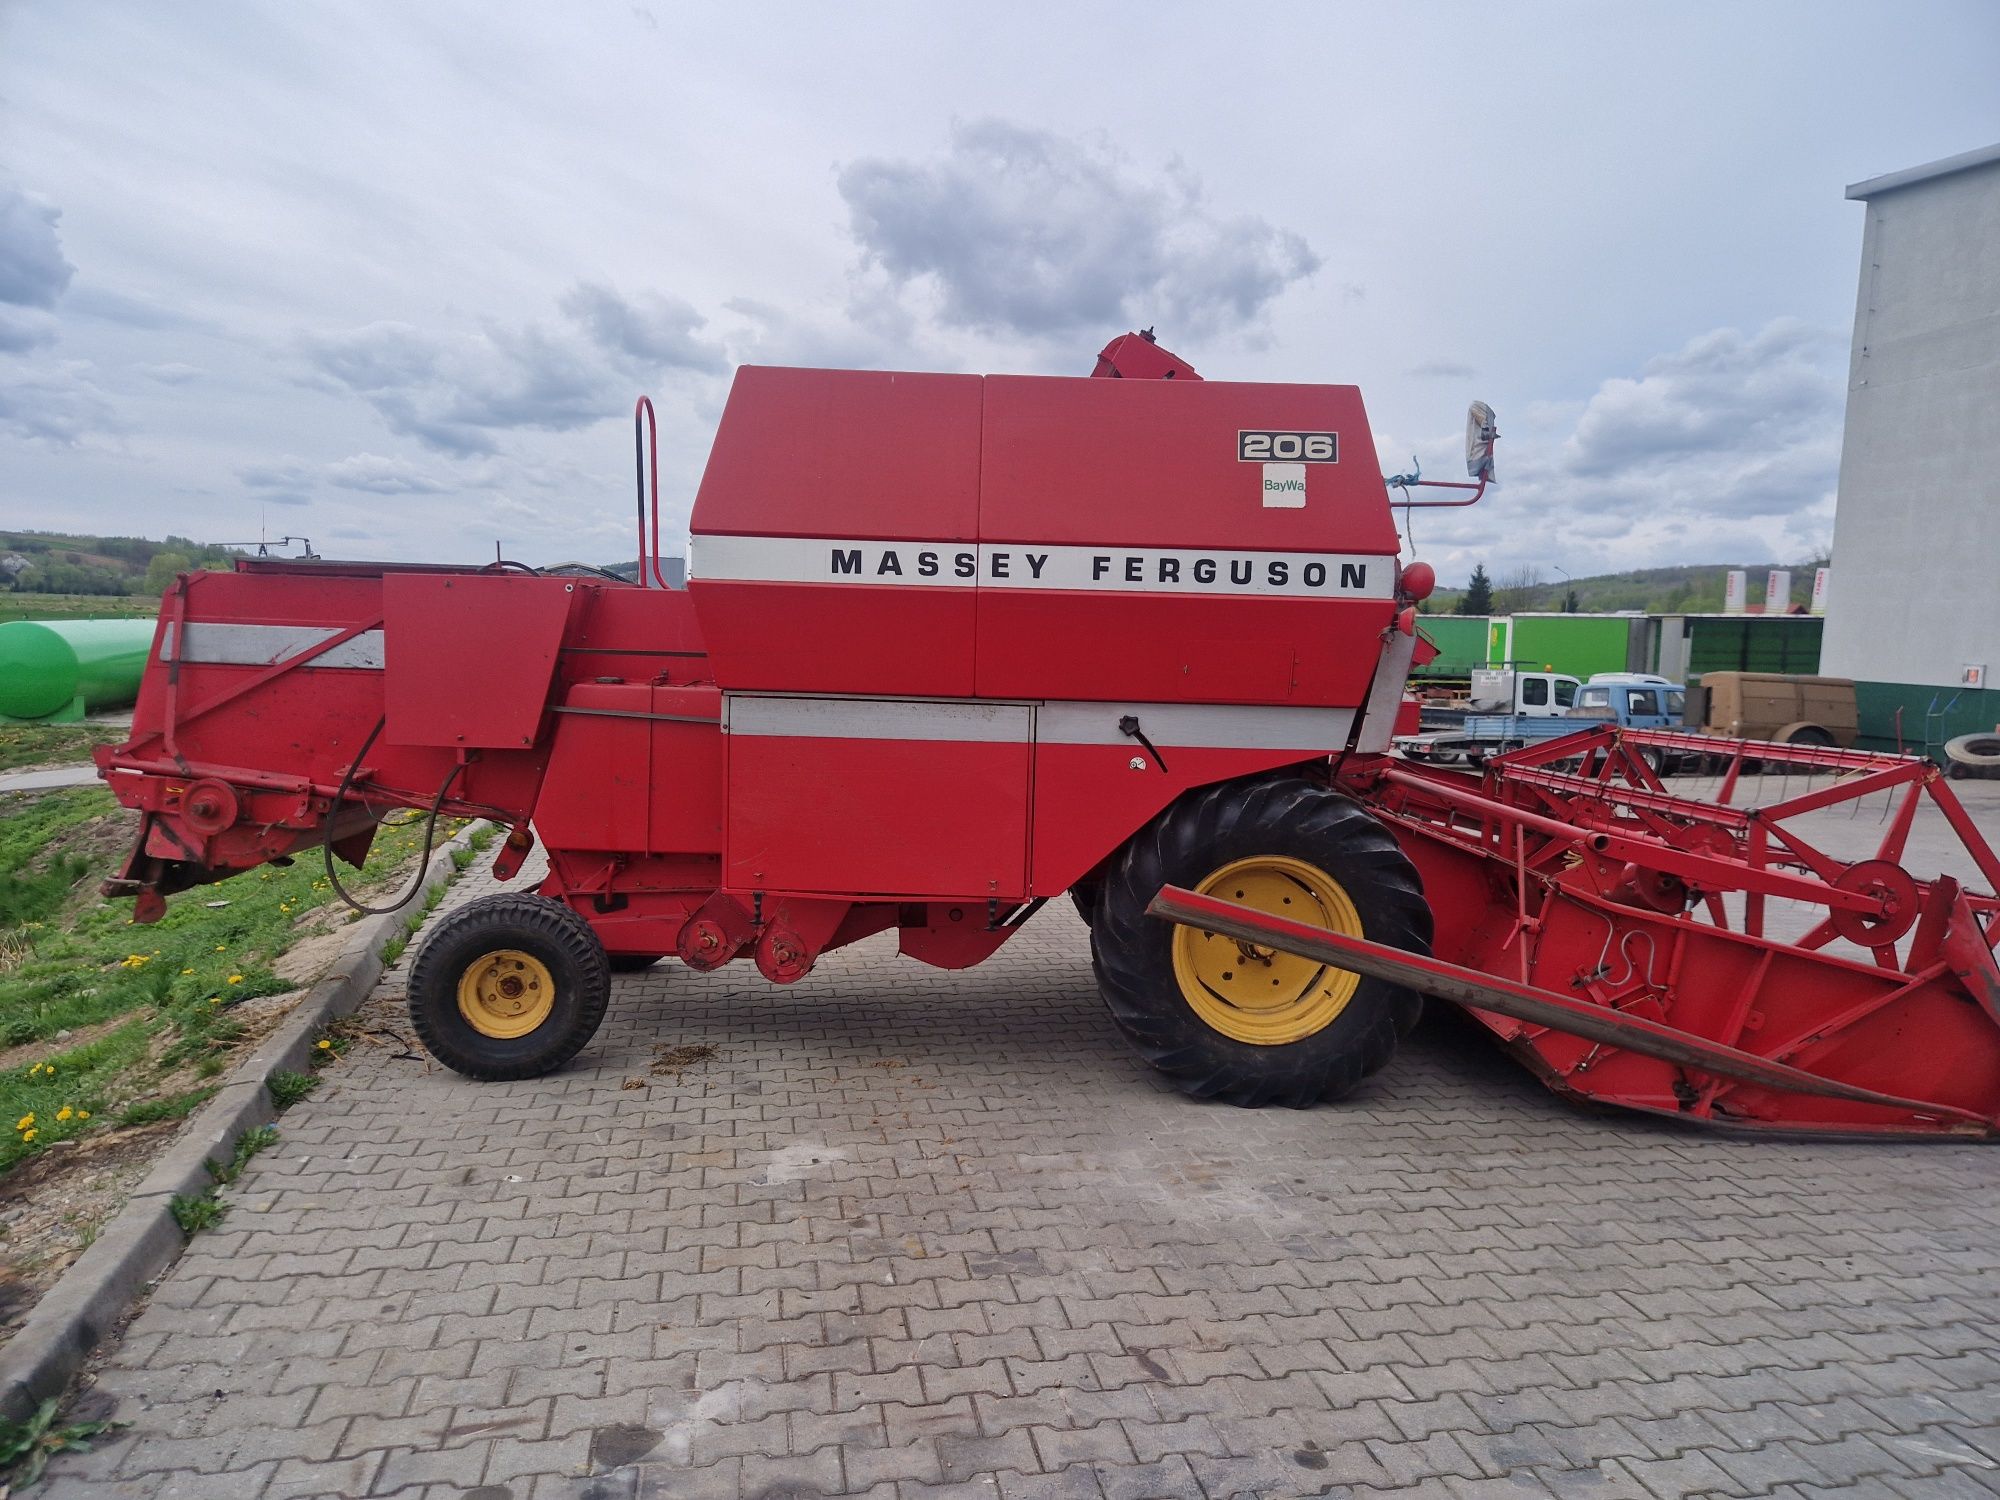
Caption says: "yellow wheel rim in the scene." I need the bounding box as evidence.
[456,949,556,1039]
[1170,855,1364,1046]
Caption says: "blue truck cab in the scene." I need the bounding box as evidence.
[1404,673,1688,770]
[1570,675,1687,730]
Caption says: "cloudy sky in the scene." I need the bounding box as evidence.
[3,2,1996,582]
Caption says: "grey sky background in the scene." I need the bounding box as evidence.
[3,2,1997,583]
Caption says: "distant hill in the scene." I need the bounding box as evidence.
[1426,562,1823,616]
[0,530,245,598]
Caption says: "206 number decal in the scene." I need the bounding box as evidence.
[1239,430,1338,463]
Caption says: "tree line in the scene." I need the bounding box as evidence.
[0,533,243,596]
[1426,560,1827,616]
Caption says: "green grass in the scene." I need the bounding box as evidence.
[114,1085,218,1127]
[0,723,124,774]
[379,880,449,968]
[450,822,499,873]
[0,788,105,926]
[0,592,156,625]
[0,785,470,1178]
[0,1019,152,1170]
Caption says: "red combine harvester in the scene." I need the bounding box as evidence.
[97,334,2000,1136]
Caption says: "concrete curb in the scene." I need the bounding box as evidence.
[0,823,485,1422]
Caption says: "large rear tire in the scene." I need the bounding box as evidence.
[1091,777,1431,1108]
[408,894,611,1080]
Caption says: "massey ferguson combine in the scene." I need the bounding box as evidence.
[95,334,2000,1136]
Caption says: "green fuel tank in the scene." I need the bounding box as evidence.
[0,617,155,723]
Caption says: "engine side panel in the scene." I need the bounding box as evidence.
[723,695,1032,898]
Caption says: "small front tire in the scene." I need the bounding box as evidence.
[408,894,611,1081]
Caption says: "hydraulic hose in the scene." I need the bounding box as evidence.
[322,716,465,917]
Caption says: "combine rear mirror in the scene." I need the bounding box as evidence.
[1466,401,1498,483]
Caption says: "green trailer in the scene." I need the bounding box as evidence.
[1412,614,1488,679]
[1648,614,1824,684]
[1486,613,1644,681]
[0,617,155,723]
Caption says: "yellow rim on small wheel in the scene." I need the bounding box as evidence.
[456,949,556,1039]
[1170,855,1364,1046]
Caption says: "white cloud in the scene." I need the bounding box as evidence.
[324,452,451,494]
[0,362,114,444]
[302,282,726,457]
[0,186,73,313]
[1557,319,1844,515]
[838,120,1320,343]
[559,283,726,375]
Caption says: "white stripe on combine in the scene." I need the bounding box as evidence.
[689,534,1393,600]
[160,622,386,670]
[725,695,1031,743]
[1038,701,1356,752]
[725,694,1356,753]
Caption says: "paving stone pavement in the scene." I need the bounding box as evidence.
[39,828,2000,1499]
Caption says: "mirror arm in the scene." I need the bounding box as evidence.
[1392,474,1491,508]
[1388,417,1499,507]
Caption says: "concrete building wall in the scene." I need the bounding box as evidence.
[1822,147,2000,747]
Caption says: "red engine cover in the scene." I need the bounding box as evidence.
[688,364,1401,709]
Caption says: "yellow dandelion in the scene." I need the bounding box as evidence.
[316,1039,332,1050]
[227,974,243,984]
[55,1107,71,1122]
[77,1111,89,1121]
[215,944,226,951]
[21,1130,35,1142]
[15,1114,33,1131]
[181,968,194,976]
[209,996,222,1005]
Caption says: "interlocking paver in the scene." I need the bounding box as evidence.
[36,809,2000,1498]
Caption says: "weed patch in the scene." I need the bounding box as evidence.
[169,1190,225,1235]
[0,1396,123,1487]
[208,1124,278,1185]
[267,1070,318,1110]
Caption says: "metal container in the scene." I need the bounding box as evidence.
[1410,614,1487,678]
[0,617,154,722]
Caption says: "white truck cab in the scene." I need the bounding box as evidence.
[1468,668,1582,717]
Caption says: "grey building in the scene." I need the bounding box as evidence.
[1822,143,2000,750]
